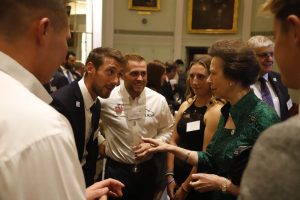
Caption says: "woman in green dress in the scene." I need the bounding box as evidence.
[135,39,280,200]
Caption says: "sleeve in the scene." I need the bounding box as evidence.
[154,97,175,142]
[197,145,214,173]
[0,117,86,200]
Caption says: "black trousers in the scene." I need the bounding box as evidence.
[105,157,159,200]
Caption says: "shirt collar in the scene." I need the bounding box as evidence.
[0,51,52,104]
[78,78,94,110]
[260,73,269,81]
[221,90,257,124]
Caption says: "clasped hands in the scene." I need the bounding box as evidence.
[132,140,155,160]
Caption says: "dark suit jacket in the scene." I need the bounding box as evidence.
[46,67,80,94]
[51,81,98,186]
[43,71,69,94]
[268,71,291,121]
[161,80,180,111]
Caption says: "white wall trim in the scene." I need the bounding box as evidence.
[102,0,114,47]
[242,0,253,41]
[114,34,173,46]
[173,0,184,59]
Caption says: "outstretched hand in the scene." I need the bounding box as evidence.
[140,137,170,153]
[86,178,124,200]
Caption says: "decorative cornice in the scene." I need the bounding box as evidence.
[114,29,174,36]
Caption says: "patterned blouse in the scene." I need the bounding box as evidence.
[197,91,280,200]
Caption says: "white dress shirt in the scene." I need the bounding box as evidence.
[78,78,97,166]
[0,51,85,199]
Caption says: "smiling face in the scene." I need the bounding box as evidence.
[256,46,274,75]
[189,63,211,97]
[123,60,147,99]
[88,57,122,99]
[207,57,232,100]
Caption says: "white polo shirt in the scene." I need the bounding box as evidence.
[100,82,174,164]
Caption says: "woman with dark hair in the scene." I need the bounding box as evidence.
[138,40,280,200]
[165,55,223,200]
[146,60,166,92]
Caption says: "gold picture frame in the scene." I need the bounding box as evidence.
[188,0,239,34]
[128,0,160,11]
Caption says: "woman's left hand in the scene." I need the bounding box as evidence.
[190,173,223,192]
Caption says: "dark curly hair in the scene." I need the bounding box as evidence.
[208,39,260,87]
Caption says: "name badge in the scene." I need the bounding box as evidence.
[186,120,200,132]
[287,98,293,110]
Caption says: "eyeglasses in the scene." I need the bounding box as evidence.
[256,52,274,58]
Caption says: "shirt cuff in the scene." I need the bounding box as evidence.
[97,132,106,145]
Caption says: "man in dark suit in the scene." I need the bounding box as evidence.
[51,47,125,186]
[44,51,80,93]
[248,35,293,121]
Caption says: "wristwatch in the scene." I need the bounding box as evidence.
[221,178,229,193]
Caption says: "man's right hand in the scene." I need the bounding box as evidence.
[86,178,124,200]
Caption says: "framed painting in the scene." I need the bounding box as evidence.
[188,0,239,33]
[128,0,160,11]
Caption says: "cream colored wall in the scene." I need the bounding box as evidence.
[109,0,250,62]
[251,0,273,32]
[102,0,300,102]
[111,0,175,62]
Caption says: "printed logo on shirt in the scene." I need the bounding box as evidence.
[114,104,124,115]
[145,109,155,117]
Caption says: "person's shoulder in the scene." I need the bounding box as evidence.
[269,71,280,77]
[1,82,73,157]
[176,100,192,114]
[145,87,166,100]
[260,114,300,140]
[252,99,279,120]
[268,71,283,82]
[207,101,223,112]
[51,81,78,99]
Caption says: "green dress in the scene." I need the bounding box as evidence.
[197,91,280,200]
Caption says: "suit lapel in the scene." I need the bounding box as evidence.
[71,82,86,159]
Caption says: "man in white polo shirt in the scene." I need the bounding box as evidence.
[100,54,174,200]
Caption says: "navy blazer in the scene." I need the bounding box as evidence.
[51,81,98,186]
[268,71,291,121]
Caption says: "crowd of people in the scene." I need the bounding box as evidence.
[1,0,300,200]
